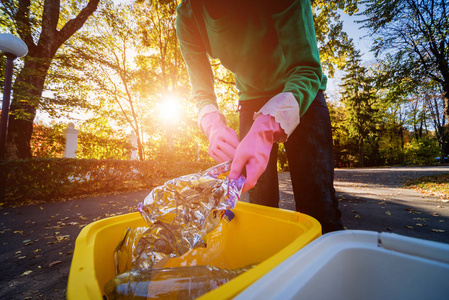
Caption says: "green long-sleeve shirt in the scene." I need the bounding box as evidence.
[176,0,325,117]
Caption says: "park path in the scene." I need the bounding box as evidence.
[1,166,448,299]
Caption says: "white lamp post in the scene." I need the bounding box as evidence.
[0,33,28,160]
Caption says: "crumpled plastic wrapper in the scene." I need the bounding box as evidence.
[114,161,245,274]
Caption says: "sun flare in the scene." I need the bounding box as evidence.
[160,95,181,123]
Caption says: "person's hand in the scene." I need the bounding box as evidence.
[201,111,240,162]
[229,114,285,193]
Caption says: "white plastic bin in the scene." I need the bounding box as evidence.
[235,230,449,300]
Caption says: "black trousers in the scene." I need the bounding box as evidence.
[239,91,343,233]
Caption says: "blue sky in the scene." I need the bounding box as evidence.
[325,9,375,102]
[341,9,374,62]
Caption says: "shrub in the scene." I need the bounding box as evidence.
[404,138,440,165]
[31,122,65,158]
[0,158,213,206]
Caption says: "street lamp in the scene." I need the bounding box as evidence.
[0,33,28,160]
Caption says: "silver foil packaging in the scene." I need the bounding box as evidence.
[114,161,245,273]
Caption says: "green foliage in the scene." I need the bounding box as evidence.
[359,0,449,120]
[144,123,213,164]
[339,49,380,166]
[277,143,289,171]
[372,52,447,157]
[1,158,213,206]
[7,0,446,169]
[61,2,147,159]
[352,0,449,164]
[5,0,371,166]
[379,145,405,166]
[1,0,101,159]
[58,0,193,161]
[373,53,421,105]
[312,0,360,77]
[30,122,66,158]
[30,120,137,160]
[362,134,382,166]
[76,117,132,160]
[77,132,131,160]
[404,138,440,165]
[377,121,408,165]
[328,101,353,167]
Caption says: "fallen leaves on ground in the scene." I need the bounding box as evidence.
[49,261,62,267]
[23,240,34,246]
[405,208,423,214]
[405,173,449,199]
[55,235,70,242]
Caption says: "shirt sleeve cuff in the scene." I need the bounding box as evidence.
[198,104,227,129]
[254,92,300,142]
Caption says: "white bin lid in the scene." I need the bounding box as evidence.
[236,230,449,300]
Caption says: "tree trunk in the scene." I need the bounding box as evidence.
[5,0,100,159]
[7,56,52,159]
[443,81,449,124]
[359,136,364,167]
[399,124,404,149]
[442,125,449,157]
[137,133,144,161]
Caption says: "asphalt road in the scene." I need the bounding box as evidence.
[277,166,449,243]
[1,166,448,299]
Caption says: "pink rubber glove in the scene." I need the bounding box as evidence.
[229,114,285,193]
[201,112,240,163]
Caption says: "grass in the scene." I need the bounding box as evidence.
[405,173,449,199]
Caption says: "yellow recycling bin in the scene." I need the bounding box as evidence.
[67,201,321,299]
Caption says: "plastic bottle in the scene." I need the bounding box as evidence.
[104,265,250,300]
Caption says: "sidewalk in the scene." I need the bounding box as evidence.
[0,166,448,299]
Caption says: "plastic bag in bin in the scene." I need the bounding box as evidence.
[114,161,245,274]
